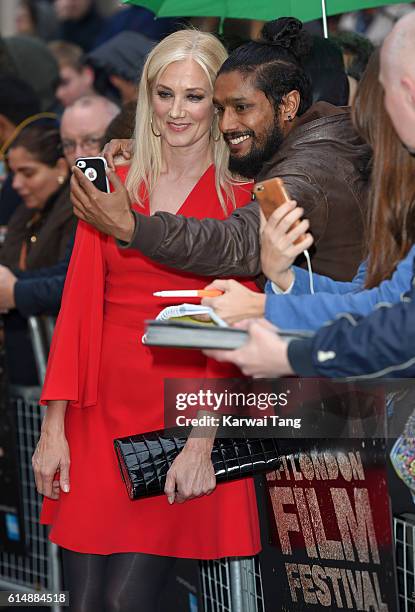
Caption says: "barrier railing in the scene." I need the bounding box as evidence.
[27,316,54,385]
[394,513,415,612]
[0,316,60,609]
[0,387,61,612]
[200,557,264,612]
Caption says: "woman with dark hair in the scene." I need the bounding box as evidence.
[0,122,74,386]
[203,50,415,337]
[1,123,74,270]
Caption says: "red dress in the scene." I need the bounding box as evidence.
[40,165,261,558]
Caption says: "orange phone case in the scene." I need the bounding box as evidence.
[253,177,305,245]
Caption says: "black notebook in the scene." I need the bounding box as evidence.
[143,320,313,350]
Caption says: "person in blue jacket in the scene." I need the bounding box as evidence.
[288,274,415,379]
[0,236,72,316]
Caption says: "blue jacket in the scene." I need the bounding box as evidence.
[264,245,415,330]
[13,235,73,317]
[95,7,181,46]
[5,237,73,385]
[288,263,415,379]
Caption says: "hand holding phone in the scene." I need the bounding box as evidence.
[253,177,305,245]
[75,157,110,193]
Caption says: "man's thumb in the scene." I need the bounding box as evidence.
[106,169,124,191]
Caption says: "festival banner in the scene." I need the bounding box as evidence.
[255,380,398,612]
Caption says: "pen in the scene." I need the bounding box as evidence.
[153,290,224,298]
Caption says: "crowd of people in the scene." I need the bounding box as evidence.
[1,1,415,610]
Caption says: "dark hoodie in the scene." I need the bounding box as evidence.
[4,36,59,111]
[86,31,155,85]
[58,2,104,52]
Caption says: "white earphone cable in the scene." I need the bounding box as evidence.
[303,249,314,295]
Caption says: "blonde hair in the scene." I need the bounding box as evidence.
[125,29,239,212]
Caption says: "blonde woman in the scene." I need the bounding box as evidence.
[33,30,260,611]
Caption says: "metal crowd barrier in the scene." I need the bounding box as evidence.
[394,513,415,612]
[0,387,61,610]
[0,316,61,610]
[200,557,265,612]
[27,316,55,384]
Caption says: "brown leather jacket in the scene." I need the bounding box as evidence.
[124,102,371,281]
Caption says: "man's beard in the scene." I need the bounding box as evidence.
[227,119,285,179]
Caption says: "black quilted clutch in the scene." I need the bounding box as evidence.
[114,429,281,500]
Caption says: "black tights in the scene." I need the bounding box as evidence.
[62,548,176,612]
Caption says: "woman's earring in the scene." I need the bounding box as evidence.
[57,175,65,185]
[150,115,161,137]
[287,114,293,122]
[211,116,221,142]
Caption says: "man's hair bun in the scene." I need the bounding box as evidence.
[260,17,312,61]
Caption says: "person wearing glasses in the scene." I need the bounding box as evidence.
[60,94,120,167]
[0,121,74,384]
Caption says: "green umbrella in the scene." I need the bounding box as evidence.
[123,0,410,24]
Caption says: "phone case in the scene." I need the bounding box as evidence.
[253,176,305,245]
[75,156,110,193]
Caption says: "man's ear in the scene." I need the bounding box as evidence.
[81,65,95,88]
[280,90,301,122]
[401,76,415,110]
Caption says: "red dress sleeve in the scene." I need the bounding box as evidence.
[40,220,106,408]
